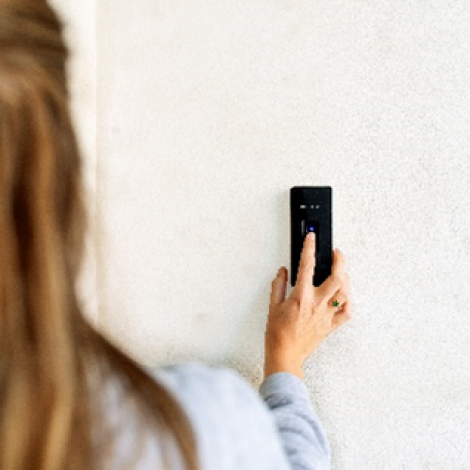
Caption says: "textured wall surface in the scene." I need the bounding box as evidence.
[64,1,470,468]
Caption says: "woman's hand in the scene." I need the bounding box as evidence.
[264,232,351,380]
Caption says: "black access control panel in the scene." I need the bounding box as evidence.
[290,186,332,287]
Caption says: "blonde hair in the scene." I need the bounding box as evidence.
[0,0,199,469]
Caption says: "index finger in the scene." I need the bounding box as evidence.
[295,232,316,292]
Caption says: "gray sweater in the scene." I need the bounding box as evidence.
[107,362,330,469]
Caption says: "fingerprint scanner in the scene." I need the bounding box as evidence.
[302,220,321,263]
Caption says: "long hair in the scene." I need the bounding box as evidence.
[0,1,199,469]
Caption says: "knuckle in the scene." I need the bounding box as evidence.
[300,258,313,271]
[332,274,343,286]
[317,296,330,309]
[290,293,302,309]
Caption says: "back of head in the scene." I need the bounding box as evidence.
[0,0,82,274]
[0,1,92,468]
[0,1,199,470]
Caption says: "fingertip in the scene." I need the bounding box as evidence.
[275,266,285,279]
[333,248,344,262]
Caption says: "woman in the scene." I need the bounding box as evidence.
[0,1,352,469]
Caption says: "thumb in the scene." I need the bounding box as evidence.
[270,267,287,309]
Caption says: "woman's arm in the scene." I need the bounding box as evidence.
[149,363,293,470]
[260,372,331,470]
[262,232,352,469]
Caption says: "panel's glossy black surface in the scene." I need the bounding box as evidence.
[290,187,332,287]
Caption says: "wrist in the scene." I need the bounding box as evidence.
[263,356,304,381]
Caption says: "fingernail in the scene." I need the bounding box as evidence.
[308,232,315,240]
